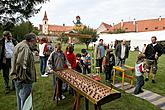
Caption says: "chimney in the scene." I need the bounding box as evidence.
[121,19,123,28]
[133,18,136,25]
[158,16,162,21]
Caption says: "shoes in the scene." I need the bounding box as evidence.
[41,74,48,77]
[139,89,144,93]
[5,87,10,94]
[54,95,65,100]
[61,95,65,100]
[45,72,49,75]
[152,80,156,83]
[145,78,149,81]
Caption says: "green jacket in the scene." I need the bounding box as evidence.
[10,40,36,83]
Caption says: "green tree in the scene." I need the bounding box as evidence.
[0,0,49,30]
[76,26,98,50]
[12,21,34,41]
[57,33,69,44]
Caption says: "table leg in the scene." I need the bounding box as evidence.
[85,98,89,110]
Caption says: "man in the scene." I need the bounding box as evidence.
[10,33,36,110]
[0,31,17,94]
[144,36,163,83]
[95,39,105,73]
[115,39,129,66]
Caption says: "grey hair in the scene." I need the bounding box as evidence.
[3,31,12,37]
[24,33,36,42]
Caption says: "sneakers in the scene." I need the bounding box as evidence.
[61,95,65,100]
[41,73,48,77]
[54,95,65,100]
[145,78,149,81]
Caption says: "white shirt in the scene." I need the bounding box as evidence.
[135,62,144,76]
[5,40,14,58]
[120,45,126,59]
[39,43,46,56]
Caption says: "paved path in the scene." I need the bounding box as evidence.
[114,82,165,110]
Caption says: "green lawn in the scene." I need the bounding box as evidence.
[0,44,164,110]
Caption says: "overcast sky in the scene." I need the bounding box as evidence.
[29,0,165,28]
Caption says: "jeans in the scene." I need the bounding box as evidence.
[134,76,144,94]
[2,58,15,91]
[82,65,91,74]
[116,57,126,66]
[40,56,48,75]
[105,66,113,80]
[53,75,63,99]
[14,80,32,110]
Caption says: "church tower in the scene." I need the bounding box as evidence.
[42,11,48,35]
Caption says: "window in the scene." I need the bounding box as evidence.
[125,28,128,30]
[145,28,148,30]
[163,27,165,29]
[45,21,46,24]
[155,27,158,29]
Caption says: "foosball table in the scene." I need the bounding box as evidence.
[52,68,121,110]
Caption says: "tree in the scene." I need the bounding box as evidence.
[76,26,98,50]
[57,33,69,44]
[12,21,34,41]
[0,0,49,30]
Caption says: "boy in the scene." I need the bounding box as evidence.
[75,53,82,73]
[80,49,91,74]
[134,54,145,95]
[47,43,68,100]
[103,49,115,81]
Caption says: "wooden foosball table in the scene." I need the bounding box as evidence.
[52,69,121,110]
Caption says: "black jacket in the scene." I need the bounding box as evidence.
[115,44,129,59]
[105,53,115,67]
[144,43,163,60]
[0,38,17,69]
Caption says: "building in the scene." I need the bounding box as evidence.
[39,11,73,36]
[96,22,112,34]
[97,17,165,34]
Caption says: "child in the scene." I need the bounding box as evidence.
[75,53,82,73]
[103,49,115,81]
[80,49,91,74]
[134,54,145,95]
[47,43,68,100]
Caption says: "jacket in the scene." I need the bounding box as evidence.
[103,53,115,67]
[0,37,17,69]
[115,44,129,59]
[47,50,68,71]
[144,43,163,60]
[64,51,77,69]
[10,40,36,83]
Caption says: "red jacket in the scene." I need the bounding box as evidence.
[64,51,77,69]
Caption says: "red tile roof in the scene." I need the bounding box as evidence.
[101,22,112,30]
[103,17,165,33]
[48,25,73,32]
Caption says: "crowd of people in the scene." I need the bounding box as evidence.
[0,30,165,110]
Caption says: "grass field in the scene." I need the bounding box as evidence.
[0,44,164,110]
